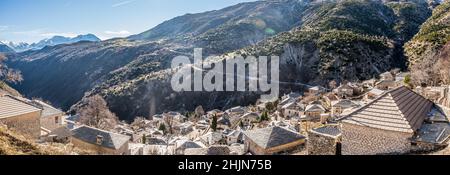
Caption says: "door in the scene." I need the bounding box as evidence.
[336,142,342,155]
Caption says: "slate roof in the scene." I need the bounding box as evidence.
[218,117,231,126]
[305,104,326,112]
[279,97,296,106]
[244,126,305,149]
[242,112,259,119]
[283,92,301,100]
[368,88,385,96]
[175,140,202,149]
[332,99,360,108]
[147,137,167,145]
[282,102,304,110]
[66,114,81,122]
[227,130,243,140]
[228,106,247,113]
[71,125,131,150]
[0,95,42,119]
[415,123,450,144]
[342,86,433,133]
[311,125,341,138]
[49,126,72,139]
[31,100,64,118]
[200,132,223,144]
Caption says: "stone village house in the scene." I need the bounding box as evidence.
[375,80,400,90]
[331,99,360,117]
[304,103,326,120]
[217,115,231,130]
[30,100,65,135]
[333,83,355,99]
[340,86,438,155]
[308,86,450,155]
[71,125,131,155]
[307,125,342,155]
[173,139,203,155]
[0,95,42,139]
[380,71,395,81]
[365,88,385,100]
[281,102,305,118]
[240,112,259,127]
[307,86,326,96]
[225,130,244,145]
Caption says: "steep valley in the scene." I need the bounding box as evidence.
[4,0,441,122]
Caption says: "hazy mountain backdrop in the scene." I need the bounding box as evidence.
[5,34,100,52]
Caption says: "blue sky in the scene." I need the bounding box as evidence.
[0,0,255,43]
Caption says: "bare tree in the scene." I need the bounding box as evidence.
[131,116,146,131]
[0,54,23,83]
[328,80,337,89]
[77,95,119,131]
[438,44,450,85]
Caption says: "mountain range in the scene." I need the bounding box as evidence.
[5,34,100,52]
[0,42,14,53]
[4,0,449,122]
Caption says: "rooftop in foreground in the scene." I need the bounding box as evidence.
[0,95,42,119]
[341,86,433,133]
[244,126,305,149]
[71,125,130,150]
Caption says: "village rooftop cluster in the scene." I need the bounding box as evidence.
[1,69,450,155]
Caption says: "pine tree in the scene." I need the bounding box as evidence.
[159,123,166,134]
[211,114,218,132]
[142,134,146,144]
[260,111,269,122]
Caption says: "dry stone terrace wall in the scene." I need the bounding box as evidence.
[341,123,413,155]
[307,131,340,155]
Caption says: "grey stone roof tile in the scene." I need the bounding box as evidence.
[342,86,434,133]
[71,125,130,150]
[244,126,305,149]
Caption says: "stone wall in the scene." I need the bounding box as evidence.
[40,114,64,131]
[71,137,129,155]
[266,140,305,155]
[0,111,41,139]
[307,131,340,155]
[341,123,413,155]
[411,142,448,153]
[244,136,267,155]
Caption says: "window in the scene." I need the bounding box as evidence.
[55,117,59,124]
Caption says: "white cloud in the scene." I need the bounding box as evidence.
[97,30,132,40]
[112,0,135,8]
[11,29,78,38]
[0,26,9,31]
[12,29,43,36]
[104,30,131,35]
[40,32,78,38]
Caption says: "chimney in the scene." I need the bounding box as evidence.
[96,135,104,145]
